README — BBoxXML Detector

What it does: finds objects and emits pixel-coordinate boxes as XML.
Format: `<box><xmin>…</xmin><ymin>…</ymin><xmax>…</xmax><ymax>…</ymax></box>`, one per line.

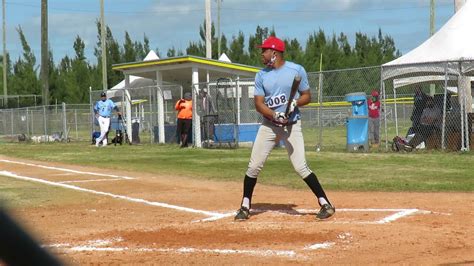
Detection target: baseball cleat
<box><xmin>316</xmin><ymin>204</ymin><xmax>335</xmax><ymax>220</ymax></box>
<box><xmin>234</xmin><ymin>206</ymin><xmax>250</xmax><ymax>221</ymax></box>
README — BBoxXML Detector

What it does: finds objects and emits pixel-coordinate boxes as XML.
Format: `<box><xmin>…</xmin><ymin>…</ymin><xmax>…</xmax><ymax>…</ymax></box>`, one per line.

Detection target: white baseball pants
<box><xmin>246</xmin><ymin>120</ymin><xmax>312</xmax><ymax>179</ymax></box>
<box><xmin>96</xmin><ymin>116</ymin><xmax>111</xmax><ymax>147</ymax></box>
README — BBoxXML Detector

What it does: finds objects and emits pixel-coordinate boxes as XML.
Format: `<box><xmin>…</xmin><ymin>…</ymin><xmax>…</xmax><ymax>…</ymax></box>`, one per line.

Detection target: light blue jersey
<box><xmin>254</xmin><ymin>61</ymin><xmax>310</xmax><ymax>122</ymax></box>
<box><xmin>94</xmin><ymin>99</ymin><xmax>117</xmax><ymax>117</ymax></box>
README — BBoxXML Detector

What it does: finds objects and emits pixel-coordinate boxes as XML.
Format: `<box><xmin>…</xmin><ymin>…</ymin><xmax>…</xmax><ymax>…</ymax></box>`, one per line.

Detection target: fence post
<box><xmin>26</xmin><ymin>107</ymin><xmax>29</xmax><ymax>137</ymax></box>
<box><xmin>10</xmin><ymin>109</ymin><xmax>13</xmax><ymax>136</ymax></box>
<box><xmin>317</xmin><ymin>71</ymin><xmax>324</xmax><ymax>151</ymax></box>
<box><xmin>236</xmin><ymin>77</ymin><xmax>240</xmax><ymax>125</ymax></box>
<box><xmin>149</xmin><ymin>87</ymin><xmax>153</xmax><ymax>144</ymax></box>
<box><xmin>380</xmin><ymin>67</ymin><xmax>389</xmax><ymax>151</ymax></box>
<box><xmin>30</xmin><ymin>107</ymin><xmax>35</xmax><ymax>136</ymax></box>
<box><xmin>234</xmin><ymin>78</ymin><xmax>239</xmax><ymax>147</ymax></box>
<box><xmin>192</xmin><ymin>68</ymin><xmax>201</xmax><ymax>148</ymax></box>
<box><xmin>62</xmin><ymin>102</ymin><xmax>67</xmax><ymax>140</ymax></box>
<box><xmin>43</xmin><ymin>105</ymin><xmax>47</xmax><ymax>137</ymax></box>
<box><xmin>441</xmin><ymin>63</ymin><xmax>448</xmax><ymax>150</ymax></box>
<box><xmin>89</xmin><ymin>87</ymin><xmax>94</xmax><ymax>142</ymax></box>
<box><xmin>393</xmin><ymin>88</ymin><xmax>399</xmax><ymax>137</ymax></box>
<box><xmin>157</xmin><ymin>87</ymin><xmax>165</xmax><ymax>144</ymax></box>
<box><xmin>74</xmin><ymin>109</ymin><xmax>78</xmax><ymax>140</ymax></box>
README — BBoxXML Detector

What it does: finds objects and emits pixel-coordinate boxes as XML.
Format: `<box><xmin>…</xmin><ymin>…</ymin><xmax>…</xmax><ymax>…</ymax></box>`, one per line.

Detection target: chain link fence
<box><xmin>193</xmin><ymin>78</ymin><xmax>261</xmax><ymax>148</ymax></box>
<box><xmin>0</xmin><ymin>95</ymin><xmax>42</xmax><ymax>109</ymax></box>
<box><xmin>304</xmin><ymin>67</ymin><xmax>383</xmax><ymax>151</ymax></box>
<box><xmin>190</xmin><ymin>67</ymin><xmax>383</xmax><ymax>150</ymax></box>
<box><xmin>1</xmin><ymin>64</ymin><xmax>472</xmax><ymax>152</ymax></box>
<box><xmin>90</xmin><ymin>84</ymin><xmax>184</xmax><ymax>144</ymax></box>
<box><xmin>382</xmin><ymin>60</ymin><xmax>474</xmax><ymax>152</ymax></box>
<box><xmin>0</xmin><ymin>103</ymin><xmax>91</xmax><ymax>142</ymax></box>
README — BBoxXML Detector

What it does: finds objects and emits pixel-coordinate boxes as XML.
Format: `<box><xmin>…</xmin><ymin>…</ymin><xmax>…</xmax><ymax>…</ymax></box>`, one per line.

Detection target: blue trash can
<box><xmin>345</xmin><ymin>92</ymin><xmax>369</xmax><ymax>152</ymax></box>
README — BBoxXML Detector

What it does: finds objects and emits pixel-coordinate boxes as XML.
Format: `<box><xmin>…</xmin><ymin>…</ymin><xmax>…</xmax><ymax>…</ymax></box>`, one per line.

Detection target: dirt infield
<box><xmin>1</xmin><ymin>156</ymin><xmax>473</xmax><ymax>265</ymax></box>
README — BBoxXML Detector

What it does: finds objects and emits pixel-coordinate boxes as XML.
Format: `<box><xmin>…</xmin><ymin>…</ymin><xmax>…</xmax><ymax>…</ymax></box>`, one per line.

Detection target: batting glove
<box><xmin>272</xmin><ymin>112</ymin><xmax>288</xmax><ymax>127</ymax></box>
<box><xmin>287</xmin><ymin>99</ymin><xmax>298</xmax><ymax>116</ymax></box>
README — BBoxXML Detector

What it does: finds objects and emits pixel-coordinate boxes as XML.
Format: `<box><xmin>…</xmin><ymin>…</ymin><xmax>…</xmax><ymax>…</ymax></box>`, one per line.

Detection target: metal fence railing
<box><xmin>382</xmin><ymin>60</ymin><xmax>474</xmax><ymax>152</ymax></box>
<box><xmin>90</xmin><ymin>84</ymin><xmax>184</xmax><ymax>145</ymax></box>
<box><xmin>0</xmin><ymin>95</ymin><xmax>42</xmax><ymax>109</ymax></box>
<box><xmin>0</xmin><ymin>103</ymin><xmax>91</xmax><ymax>142</ymax></box>
<box><xmin>1</xmin><ymin>63</ymin><xmax>472</xmax><ymax>152</ymax></box>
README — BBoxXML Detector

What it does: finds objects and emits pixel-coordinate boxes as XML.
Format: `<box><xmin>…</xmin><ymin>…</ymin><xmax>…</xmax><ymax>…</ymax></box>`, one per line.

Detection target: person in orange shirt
<box><xmin>175</xmin><ymin>92</ymin><xmax>193</xmax><ymax>148</ymax></box>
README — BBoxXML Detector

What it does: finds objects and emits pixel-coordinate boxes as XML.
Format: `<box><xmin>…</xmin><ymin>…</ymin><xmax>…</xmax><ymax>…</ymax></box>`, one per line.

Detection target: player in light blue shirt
<box><xmin>254</xmin><ymin>61</ymin><xmax>310</xmax><ymax>124</ymax></box>
<box><xmin>93</xmin><ymin>92</ymin><xmax>121</xmax><ymax>147</ymax></box>
<box><xmin>94</xmin><ymin>96</ymin><xmax>118</xmax><ymax>117</ymax></box>
<box><xmin>235</xmin><ymin>36</ymin><xmax>335</xmax><ymax>221</ymax></box>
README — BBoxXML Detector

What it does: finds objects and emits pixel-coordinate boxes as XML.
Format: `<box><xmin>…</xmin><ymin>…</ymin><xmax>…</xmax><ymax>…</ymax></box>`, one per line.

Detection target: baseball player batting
<box><xmin>235</xmin><ymin>36</ymin><xmax>335</xmax><ymax>221</ymax></box>
<box><xmin>93</xmin><ymin>92</ymin><xmax>121</xmax><ymax>147</ymax></box>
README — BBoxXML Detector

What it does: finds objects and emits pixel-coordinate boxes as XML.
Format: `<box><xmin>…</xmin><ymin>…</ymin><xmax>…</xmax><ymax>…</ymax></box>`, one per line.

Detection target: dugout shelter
<box><xmin>112</xmin><ymin>54</ymin><xmax>260</xmax><ymax>147</ymax></box>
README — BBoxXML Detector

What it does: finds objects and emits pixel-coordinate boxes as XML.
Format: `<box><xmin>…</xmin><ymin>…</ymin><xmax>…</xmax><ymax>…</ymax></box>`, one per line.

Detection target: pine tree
<box><xmin>248</xmin><ymin>26</ymin><xmax>271</xmax><ymax>66</ymax></box>
<box><xmin>123</xmin><ymin>31</ymin><xmax>137</xmax><ymax>62</ymax></box>
<box><xmin>94</xmin><ymin>20</ymin><xmax>122</xmax><ymax>89</ymax></box>
<box><xmin>227</xmin><ymin>31</ymin><xmax>249</xmax><ymax>64</ymax></box>
<box><xmin>10</xmin><ymin>27</ymin><xmax>40</xmax><ymax>103</ymax></box>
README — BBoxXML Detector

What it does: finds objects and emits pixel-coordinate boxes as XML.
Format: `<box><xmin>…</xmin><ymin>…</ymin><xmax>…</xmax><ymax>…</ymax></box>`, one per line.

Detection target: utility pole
<box><xmin>41</xmin><ymin>0</ymin><xmax>48</xmax><ymax>105</ymax></box>
<box><xmin>2</xmin><ymin>0</ymin><xmax>7</xmax><ymax>107</ymax></box>
<box><xmin>100</xmin><ymin>0</ymin><xmax>107</xmax><ymax>91</ymax></box>
<box><xmin>430</xmin><ymin>0</ymin><xmax>435</xmax><ymax>36</ymax></box>
<box><xmin>429</xmin><ymin>0</ymin><xmax>436</xmax><ymax>96</ymax></box>
<box><xmin>205</xmin><ymin>0</ymin><xmax>211</xmax><ymax>59</ymax></box>
<box><xmin>216</xmin><ymin>0</ymin><xmax>221</xmax><ymax>57</ymax></box>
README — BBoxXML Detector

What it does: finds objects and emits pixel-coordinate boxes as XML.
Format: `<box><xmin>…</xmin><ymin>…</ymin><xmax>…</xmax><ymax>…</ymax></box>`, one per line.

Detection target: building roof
<box><xmin>112</xmin><ymin>55</ymin><xmax>260</xmax><ymax>87</ymax></box>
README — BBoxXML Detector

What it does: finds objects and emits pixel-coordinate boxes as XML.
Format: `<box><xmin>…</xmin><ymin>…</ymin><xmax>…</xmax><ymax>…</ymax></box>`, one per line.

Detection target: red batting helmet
<box><xmin>371</xmin><ymin>90</ymin><xmax>379</xmax><ymax>97</ymax></box>
<box><xmin>257</xmin><ymin>36</ymin><xmax>285</xmax><ymax>52</ymax></box>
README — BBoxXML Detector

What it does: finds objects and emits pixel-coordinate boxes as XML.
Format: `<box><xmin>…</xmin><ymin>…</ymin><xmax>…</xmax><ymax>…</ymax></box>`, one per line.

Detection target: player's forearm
<box><xmin>297</xmin><ymin>90</ymin><xmax>311</xmax><ymax>106</ymax></box>
<box><xmin>255</xmin><ymin>101</ymin><xmax>274</xmax><ymax>120</ymax></box>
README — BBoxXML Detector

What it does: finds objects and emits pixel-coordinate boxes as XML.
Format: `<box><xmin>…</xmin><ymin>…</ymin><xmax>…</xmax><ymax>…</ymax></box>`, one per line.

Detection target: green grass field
<box><xmin>0</xmin><ymin>141</ymin><xmax>472</xmax><ymax>193</ymax></box>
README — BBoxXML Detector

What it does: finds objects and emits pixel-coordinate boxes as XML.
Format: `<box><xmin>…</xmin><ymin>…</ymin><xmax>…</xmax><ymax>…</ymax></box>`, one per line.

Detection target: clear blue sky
<box><xmin>4</xmin><ymin>0</ymin><xmax>455</xmax><ymax>64</ymax></box>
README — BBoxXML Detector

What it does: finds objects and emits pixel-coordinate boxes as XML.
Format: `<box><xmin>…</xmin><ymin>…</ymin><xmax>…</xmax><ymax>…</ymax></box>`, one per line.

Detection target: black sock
<box><xmin>303</xmin><ymin>172</ymin><xmax>331</xmax><ymax>206</ymax></box>
<box><xmin>242</xmin><ymin>175</ymin><xmax>257</xmax><ymax>208</ymax></box>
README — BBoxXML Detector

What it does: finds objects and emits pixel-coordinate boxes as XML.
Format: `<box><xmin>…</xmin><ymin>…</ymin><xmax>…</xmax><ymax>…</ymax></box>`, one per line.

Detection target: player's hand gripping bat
<box><xmin>284</xmin><ymin>75</ymin><xmax>301</xmax><ymax>117</ymax></box>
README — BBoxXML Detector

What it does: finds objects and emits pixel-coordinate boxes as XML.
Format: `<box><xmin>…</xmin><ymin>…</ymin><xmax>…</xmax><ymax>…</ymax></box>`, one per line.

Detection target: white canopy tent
<box><xmin>382</xmin><ymin>0</ymin><xmax>474</xmax><ymax>79</ymax></box>
<box><xmin>381</xmin><ymin>0</ymin><xmax>474</xmax><ymax>151</ymax></box>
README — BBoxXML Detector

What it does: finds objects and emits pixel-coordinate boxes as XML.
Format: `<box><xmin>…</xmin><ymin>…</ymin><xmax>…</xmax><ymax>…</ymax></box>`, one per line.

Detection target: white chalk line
<box><xmin>58</xmin><ymin>178</ymin><xmax>124</xmax><ymax>184</ymax></box>
<box><xmin>196</xmin><ymin>207</ymin><xmax>430</xmax><ymax>224</ymax></box>
<box><xmin>0</xmin><ymin>159</ymin><xmax>135</xmax><ymax>180</ymax></box>
<box><xmin>304</xmin><ymin>242</ymin><xmax>335</xmax><ymax>250</ymax></box>
<box><xmin>47</xmin><ymin>244</ymin><xmax>300</xmax><ymax>258</ymax></box>
<box><xmin>45</xmin><ymin>236</ymin><xmax>345</xmax><ymax>259</ymax></box>
<box><xmin>0</xmin><ymin>163</ymin><xmax>436</xmax><ymax>224</ymax></box>
<box><xmin>50</xmin><ymin>173</ymin><xmax>74</xmax><ymax>176</ymax></box>
<box><xmin>0</xmin><ymin>170</ymin><xmax>221</xmax><ymax>217</ymax></box>
<box><xmin>294</xmin><ymin>208</ymin><xmax>422</xmax><ymax>224</ymax></box>
<box><xmin>195</xmin><ymin>212</ymin><xmax>236</xmax><ymax>222</ymax></box>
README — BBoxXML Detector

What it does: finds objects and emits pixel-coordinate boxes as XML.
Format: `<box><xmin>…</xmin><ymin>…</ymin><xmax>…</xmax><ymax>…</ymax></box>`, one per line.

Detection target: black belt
<box><xmin>100</xmin><ymin>115</ymin><xmax>110</xmax><ymax>118</ymax></box>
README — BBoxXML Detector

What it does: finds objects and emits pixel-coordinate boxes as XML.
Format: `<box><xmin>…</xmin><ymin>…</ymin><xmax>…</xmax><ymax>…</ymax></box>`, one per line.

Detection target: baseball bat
<box><xmin>284</xmin><ymin>75</ymin><xmax>301</xmax><ymax>117</ymax></box>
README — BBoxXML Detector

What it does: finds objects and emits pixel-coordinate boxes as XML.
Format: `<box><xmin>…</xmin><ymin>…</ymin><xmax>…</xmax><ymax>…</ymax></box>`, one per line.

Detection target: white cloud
<box><xmin>5</xmin><ymin>0</ymin><xmax>455</xmax><ymax>64</ymax></box>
